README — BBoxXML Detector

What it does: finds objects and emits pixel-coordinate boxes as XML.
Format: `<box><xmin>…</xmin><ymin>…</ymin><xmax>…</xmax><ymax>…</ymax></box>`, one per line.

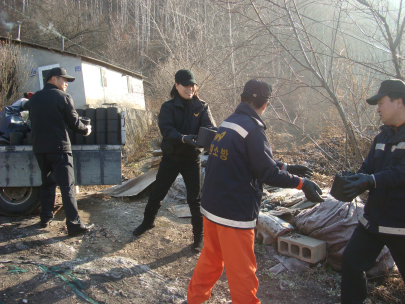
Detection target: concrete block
<box><xmin>278</xmin><ymin>233</ymin><xmax>326</xmax><ymax>264</ymax></box>
<box><xmin>255</xmin><ymin>229</ymin><xmax>276</xmax><ymax>245</ymax></box>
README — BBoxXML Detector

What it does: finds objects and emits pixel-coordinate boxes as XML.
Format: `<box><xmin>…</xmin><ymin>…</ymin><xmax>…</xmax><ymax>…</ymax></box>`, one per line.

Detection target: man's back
<box><xmin>27</xmin><ymin>83</ymin><xmax>84</xmax><ymax>153</ymax></box>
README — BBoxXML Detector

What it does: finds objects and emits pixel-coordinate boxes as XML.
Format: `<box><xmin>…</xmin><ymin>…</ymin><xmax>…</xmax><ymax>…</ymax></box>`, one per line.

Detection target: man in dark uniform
<box><xmin>187</xmin><ymin>79</ymin><xmax>324</xmax><ymax>304</ymax></box>
<box><xmin>132</xmin><ymin>69</ymin><xmax>216</xmax><ymax>252</ymax></box>
<box><xmin>25</xmin><ymin>67</ymin><xmax>92</xmax><ymax>236</ymax></box>
<box><xmin>341</xmin><ymin>79</ymin><xmax>405</xmax><ymax>304</ymax></box>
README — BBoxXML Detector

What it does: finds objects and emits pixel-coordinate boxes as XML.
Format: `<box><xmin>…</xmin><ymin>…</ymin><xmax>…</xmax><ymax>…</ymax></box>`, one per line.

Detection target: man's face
<box><xmin>53</xmin><ymin>76</ymin><xmax>68</xmax><ymax>92</ymax></box>
<box><xmin>376</xmin><ymin>95</ymin><xmax>400</xmax><ymax>125</ymax></box>
<box><xmin>175</xmin><ymin>83</ymin><xmax>196</xmax><ymax>100</ymax></box>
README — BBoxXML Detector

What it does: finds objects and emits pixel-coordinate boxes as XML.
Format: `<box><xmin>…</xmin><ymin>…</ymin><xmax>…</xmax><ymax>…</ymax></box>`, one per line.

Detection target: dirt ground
<box><xmin>0</xmin><ymin>182</ymin><xmax>343</xmax><ymax>304</ymax></box>
<box><xmin>0</xmin><ymin>133</ymin><xmax>403</xmax><ymax>304</ymax></box>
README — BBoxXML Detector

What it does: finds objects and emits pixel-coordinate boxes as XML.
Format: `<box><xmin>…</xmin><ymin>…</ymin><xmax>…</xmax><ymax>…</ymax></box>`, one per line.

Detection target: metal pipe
<box><xmin>16</xmin><ymin>21</ymin><xmax>22</xmax><ymax>41</ymax></box>
<box><xmin>61</xmin><ymin>36</ymin><xmax>65</xmax><ymax>51</ymax></box>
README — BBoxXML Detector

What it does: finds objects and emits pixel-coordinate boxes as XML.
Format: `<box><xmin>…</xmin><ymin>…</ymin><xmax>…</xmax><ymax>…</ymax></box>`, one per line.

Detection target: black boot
<box><xmin>191</xmin><ymin>213</ymin><xmax>204</xmax><ymax>252</ymax></box>
<box><xmin>133</xmin><ymin>220</ymin><xmax>155</xmax><ymax>236</ymax></box>
<box><xmin>133</xmin><ymin>202</ymin><xmax>158</xmax><ymax>236</ymax></box>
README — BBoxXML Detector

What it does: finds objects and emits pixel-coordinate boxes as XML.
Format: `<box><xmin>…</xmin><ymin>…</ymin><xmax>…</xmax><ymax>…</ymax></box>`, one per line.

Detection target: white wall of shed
<box><xmin>81</xmin><ymin>62</ymin><xmax>145</xmax><ymax>110</ymax></box>
<box><xmin>21</xmin><ymin>46</ymin><xmax>86</xmax><ymax>108</ymax></box>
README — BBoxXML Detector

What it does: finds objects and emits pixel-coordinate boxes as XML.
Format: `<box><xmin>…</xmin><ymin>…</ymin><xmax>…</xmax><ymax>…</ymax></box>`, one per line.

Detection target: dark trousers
<box><xmin>341</xmin><ymin>223</ymin><xmax>405</xmax><ymax>304</ymax></box>
<box><xmin>144</xmin><ymin>156</ymin><xmax>202</xmax><ymax>233</ymax></box>
<box><xmin>35</xmin><ymin>153</ymin><xmax>83</xmax><ymax>230</ymax></box>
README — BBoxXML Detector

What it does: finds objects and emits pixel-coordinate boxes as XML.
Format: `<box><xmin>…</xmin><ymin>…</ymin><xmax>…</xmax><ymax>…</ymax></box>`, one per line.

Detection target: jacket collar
<box><xmin>44</xmin><ymin>83</ymin><xmax>59</xmax><ymax>90</ymax></box>
<box><xmin>381</xmin><ymin>124</ymin><xmax>405</xmax><ymax>143</ymax></box>
<box><xmin>235</xmin><ymin>102</ymin><xmax>267</xmax><ymax>130</ymax></box>
<box><xmin>173</xmin><ymin>96</ymin><xmax>202</xmax><ymax>111</ymax></box>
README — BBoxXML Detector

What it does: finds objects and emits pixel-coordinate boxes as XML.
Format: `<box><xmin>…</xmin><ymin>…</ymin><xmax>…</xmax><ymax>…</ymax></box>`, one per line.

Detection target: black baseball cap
<box><xmin>241</xmin><ymin>79</ymin><xmax>272</xmax><ymax>100</ymax></box>
<box><xmin>46</xmin><ymin>67</ymin><xmax>75</xmax><ymax>82</ymax></box>
<box><xmin>366</xmin><ymin>79</ymin><xmax>405</xmax><ymax>105</ymax></box>
<box><xmin>175</xmin><ymin>69</ymin><xmax>197</xmax><ymax>86</ymax></box>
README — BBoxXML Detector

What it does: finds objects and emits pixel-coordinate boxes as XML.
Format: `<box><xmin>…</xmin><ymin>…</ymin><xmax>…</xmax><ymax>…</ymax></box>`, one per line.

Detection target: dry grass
<box><xmin>369</xmin><ymin>273</ymin><xmax>405</xmax><ymax>304</ymax></box>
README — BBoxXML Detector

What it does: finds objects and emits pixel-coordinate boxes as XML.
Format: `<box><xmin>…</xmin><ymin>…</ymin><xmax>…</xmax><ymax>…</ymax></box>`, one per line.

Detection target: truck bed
<box><xmin>0</xmin><ymin>145</ymin><xmax>122</xmax><ymax>187</ymax></box>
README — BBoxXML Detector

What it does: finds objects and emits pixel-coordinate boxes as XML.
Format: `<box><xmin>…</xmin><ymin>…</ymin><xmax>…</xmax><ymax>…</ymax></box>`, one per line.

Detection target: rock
<box><xmin>101</xmin><ymin>246</ymin><xmax>113</xmax><ymax>253</ymax></box>
<box><xmin>15</xmin><ymin>242</ymin><xmax>28</xmax><ymax>250</ymax></box>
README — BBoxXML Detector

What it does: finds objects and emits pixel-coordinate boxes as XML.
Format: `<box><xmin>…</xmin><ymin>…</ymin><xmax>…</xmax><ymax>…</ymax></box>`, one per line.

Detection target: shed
<box><xmin>0</xmin><ymin>37</ymin><xmax>146</xmax><ymax>110</ymax></box>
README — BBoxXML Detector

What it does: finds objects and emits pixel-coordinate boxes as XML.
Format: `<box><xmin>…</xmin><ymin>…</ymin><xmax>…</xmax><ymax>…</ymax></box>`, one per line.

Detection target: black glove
<box><xmin>182</xmin><ymin>135</ymin><xmax>198</xmax><ymax>147</ymax></box>
<box><xmin>302</xmin><ymin>179</ymin><xmax>324</xmax><ymax>202</ymax></box>
<box><xmin>287</xmin><ymin>164</ymin><xmax>313</xmax><ymax>178</ymax></box>
<box><xmin>343</xmin><ymin>173</ymin><xmax>375</xmax><ymax>199</ymax></box>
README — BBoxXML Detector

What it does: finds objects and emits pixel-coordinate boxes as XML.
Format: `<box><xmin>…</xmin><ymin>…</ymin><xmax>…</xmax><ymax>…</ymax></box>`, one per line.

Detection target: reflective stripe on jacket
<box><xmin>358</xmin><ymin>124</ymin><xmax>405</xmax><ymax>234</ymax></box>
<box><xmin>201</xmin><ymin>102</ymin><xmax>300</xmax><ymax>229</ymax></box>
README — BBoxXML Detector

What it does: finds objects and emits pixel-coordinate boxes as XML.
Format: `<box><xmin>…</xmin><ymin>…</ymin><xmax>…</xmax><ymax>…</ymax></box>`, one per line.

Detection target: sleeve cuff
<box><xmin>282</xmin><ymin>163</ymin><xmax>288</xmax><ymax>171</ymax></box>
<box><xmin>296</xmin><ymin>178</ymin><xmax>303</xmax><ymax>190</ymax></box>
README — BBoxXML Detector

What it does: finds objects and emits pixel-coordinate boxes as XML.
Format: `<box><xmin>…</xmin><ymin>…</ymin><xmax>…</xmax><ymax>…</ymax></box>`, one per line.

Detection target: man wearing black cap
<box><xmin>187</xmin><ymin>79</ymin><xmax>323</xmax><ymax>304</ymax></box>
<box><xmin>341</xmin><ymin>79</ymin><xmax>405</xmax><ymax>303</ymax></box>
<box><xmin>24</xmin><ymin>67</ymin><xmax>92</xmax><ymax>236</ymax></box>
<box><xmin>132</xmin><ymin>69</ymin><xmax>216</xmax><ymax>252</ymax></box>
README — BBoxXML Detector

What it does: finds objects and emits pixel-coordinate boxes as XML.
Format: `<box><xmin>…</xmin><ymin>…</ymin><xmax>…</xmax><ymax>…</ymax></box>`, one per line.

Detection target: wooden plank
<box><xmin>99</xmin><ymin>169</ymin><xmax>158</xmax><ymax>197</ymax></box>
<box><xmin>152</xmin><ymin>149</ymin><xmax>162</xmax><ymax>156</ymax></box>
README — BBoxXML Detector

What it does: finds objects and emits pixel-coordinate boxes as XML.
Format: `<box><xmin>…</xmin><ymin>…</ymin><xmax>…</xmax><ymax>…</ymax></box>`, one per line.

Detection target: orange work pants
<box><xmin>187</xmin><ymin>216</ymin><xmax>260</xmax><ymax>304</ymax></box>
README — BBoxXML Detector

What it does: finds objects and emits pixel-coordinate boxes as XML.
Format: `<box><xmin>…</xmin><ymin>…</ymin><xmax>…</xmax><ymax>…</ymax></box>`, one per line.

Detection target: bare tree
<box><xmin>0</xmin><ymin>39</ymin><xmax>35</xmax><ymax>109</ymax></box>
<box><xmin>353</xmin><ymin>0</ymin><xmax>404</xmax><ymax>80</ymax></box>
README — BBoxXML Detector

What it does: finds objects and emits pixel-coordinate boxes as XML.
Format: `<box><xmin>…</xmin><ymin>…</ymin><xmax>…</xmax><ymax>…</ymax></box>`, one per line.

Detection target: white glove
<box><xmin>83</xmin><ymin>125</ymin><xmax>92</xmax><ymax>136</ymax></box>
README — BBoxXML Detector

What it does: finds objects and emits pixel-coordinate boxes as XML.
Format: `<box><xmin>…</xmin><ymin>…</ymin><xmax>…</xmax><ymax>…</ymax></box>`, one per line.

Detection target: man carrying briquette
<box><xmin>187</xmin><ymin>79</ymin><xmax>324</xmax><ymax>304</ymax></box>
<box><xmin>24</xmin><ymin>67</ymin><xmax>92</xmax><ymax>236</ymax></box>
<box><xmin>341</xmin><ymin>79</ymin><xmax>405</xmax><ymax>303</ymax></box>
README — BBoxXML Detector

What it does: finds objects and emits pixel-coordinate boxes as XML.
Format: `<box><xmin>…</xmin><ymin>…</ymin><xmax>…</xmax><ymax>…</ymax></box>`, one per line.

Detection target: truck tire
<box><xmin>0</xmin><ymin>187</ymin><xmax>41</xmax><ymax>216</ymax></box>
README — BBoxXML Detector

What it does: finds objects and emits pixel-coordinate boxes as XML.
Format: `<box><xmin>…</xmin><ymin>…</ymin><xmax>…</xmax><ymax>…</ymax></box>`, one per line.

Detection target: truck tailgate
<box><xmin>0</xmin><ymin>145</ymin><xmax>122</xmax><ymax>187</ymax></box>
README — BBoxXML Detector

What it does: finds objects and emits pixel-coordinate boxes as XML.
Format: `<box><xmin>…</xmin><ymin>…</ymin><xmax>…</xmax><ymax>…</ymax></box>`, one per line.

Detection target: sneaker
<box><xmin>68</xmin><ymin>224</ymin><xmax>94</xmax><ymax>236</ymax></box>
<box><xmin>132</xmin><ymin>222</ymin><xmax>155</xmax><ymax>236</ymax></box>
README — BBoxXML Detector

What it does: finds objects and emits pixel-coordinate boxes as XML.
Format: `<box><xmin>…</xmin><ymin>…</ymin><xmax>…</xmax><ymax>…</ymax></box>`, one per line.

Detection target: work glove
<box><xmin>83</xmin><ymin>125</ymin><xmax>92</xmax><ymax>136</ymax></box>
<box><xmin>302</xmin><ymin>179</ymin><xmax>324</xmax><ymax>202</ymax></box>
<box><xmin>286</xmin><ymin>164</ymin><xmax>313</xmax><ymax>178</ymax></box>
<box><xmin>343</xmin><ymin>173</ymin><xmax>375</xmax><ymax>199</ymax></box>
<box><xmin>182</xmin><ymin>135</ymin><xmax>198</xmax><ymax>147</ymax></box>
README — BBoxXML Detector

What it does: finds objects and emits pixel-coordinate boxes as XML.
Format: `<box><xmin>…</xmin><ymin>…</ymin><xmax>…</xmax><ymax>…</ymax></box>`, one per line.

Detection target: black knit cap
<box><xmin>366</xmin><ymin>79</ymin><xmax>405</xmax><ymax>105</ymax></box>
<box><xmin>241</xmin><ymin>79</ymin><xmax>272</xmax><ymax>100</ymax></box>
<box><xmin>175</xmin><ymin>69</ymin><xmax>197</xmax><ymax>86</ymax></box>
<box><xmin>46</xmin><ymin>67</ymin><xmax>75</xmax><ymax>82</ymax></box>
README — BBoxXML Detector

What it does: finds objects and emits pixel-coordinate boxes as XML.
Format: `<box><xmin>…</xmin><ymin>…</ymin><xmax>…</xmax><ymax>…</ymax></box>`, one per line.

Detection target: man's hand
<box><xmin>287</xmin><ymin>164</ymin><xmax>313</xmax><ymax>178</ymax></box>
<box><xmin>83</xmin><ymin>125</ymin><xmax>92</xmax><ymax>136</ymax></box>
<box><xmin>343</xmin><ymin>173</ymin><xmax>375</xmax><ymax>199</ymax></box>
<box><xmin>302</xmin><ymin>179</ymin><xmax>324</xmax><ymax>202</ymax></box>
<box><xmin>182</xmin><ymin>135</ymin><xmax>198</xmax><ymax>147</ymax></box>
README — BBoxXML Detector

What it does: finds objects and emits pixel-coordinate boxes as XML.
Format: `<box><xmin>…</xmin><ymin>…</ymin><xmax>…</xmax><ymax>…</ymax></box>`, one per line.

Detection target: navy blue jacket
<box><xmin>201</xmin><ymin>102</ymin><xmax>300</xmax><ymax>229</ymax></box>
<box><xmin>25</xmin><ymin>83</ymin><xmax>87</xmax><ymax>154</ymax></box>
<box><xmin>158</xmin><ymin>96</ymin><xmax>216</xmax><ymax>159</ymax></box>
<box><xmin>358</xmin><ymin>124</ymin><xmax>405</xmax><ymax>234</ymax></box>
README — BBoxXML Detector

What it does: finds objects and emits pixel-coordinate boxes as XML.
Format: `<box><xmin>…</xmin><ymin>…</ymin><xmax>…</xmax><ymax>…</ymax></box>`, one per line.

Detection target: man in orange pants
<box><xmin>187</xmin><ymin>79</ymin><xmax>324</xmax><ymax>304</ymax></box>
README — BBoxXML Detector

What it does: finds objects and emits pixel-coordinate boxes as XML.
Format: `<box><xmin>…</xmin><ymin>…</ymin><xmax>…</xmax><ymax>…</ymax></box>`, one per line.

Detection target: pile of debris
<box><xmin>101</xmin><ymin>153</ymin><xmax>395</xmax><ymax>279</ymax></box>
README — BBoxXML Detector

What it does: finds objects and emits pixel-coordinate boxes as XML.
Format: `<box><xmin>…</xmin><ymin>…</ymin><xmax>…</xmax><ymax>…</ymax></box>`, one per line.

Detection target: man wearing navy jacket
<box><xmin>341</xmin><ymin>79</ymin><xmax>405</xmax><ymax>304</ymax></box>
<box><xmin>187</xmin><ymin>79</ymin><xmax>324</xmax><ymax>304</ymax></box>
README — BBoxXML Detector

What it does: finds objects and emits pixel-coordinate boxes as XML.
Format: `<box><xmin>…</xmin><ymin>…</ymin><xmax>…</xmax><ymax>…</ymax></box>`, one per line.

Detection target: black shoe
<box><xmin>132</xmin><ymin>222</ymin><xmax>155</xmax><ymax>236</ymax></box>
<box><xmin>192</xmin><ymin>235</ymin><xmax>204</xmax><ymax>253</ymax></box>
<box><xmin>39</xmin><ymin>219</ymin><xmax>53</xmax><ymax>228</ymax></box>
<box><xmin>68</xmin><ymin>224</ymin><xmax>94</xmax><ymax>236</ymax></box>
